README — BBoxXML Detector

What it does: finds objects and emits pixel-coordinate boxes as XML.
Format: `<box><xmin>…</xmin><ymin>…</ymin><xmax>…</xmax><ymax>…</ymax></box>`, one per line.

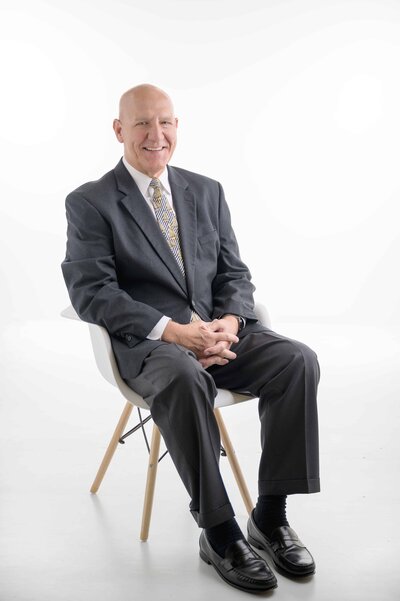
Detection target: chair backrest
<box><xmin>254</xmin><ymin>303</ymin><xmax>271</xmax><ymax>329</ymax></box>
<box><xmin>61</xmin><ymin>305</ymin><xmax>118</xmax><ymax>387</ymax></box>
<box><xmin>89</xmin><ymin>321</ymin><xmax>152</xmax><ymax>408</ymax></box>
<box><xmin>61</xmin><ymin>302</ymin><xmax>271</xmax><ymax>410</ymax></box>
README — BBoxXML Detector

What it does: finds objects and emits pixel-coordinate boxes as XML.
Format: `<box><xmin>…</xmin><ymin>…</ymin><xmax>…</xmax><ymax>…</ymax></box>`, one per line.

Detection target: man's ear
<box><xmin>113</xmin><ymin>118</ymin><xmax>124</xmax><ymax>142</ymax></box>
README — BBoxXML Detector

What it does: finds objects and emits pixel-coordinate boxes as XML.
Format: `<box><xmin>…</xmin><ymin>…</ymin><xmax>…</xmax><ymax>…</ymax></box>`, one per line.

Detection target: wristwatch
<box><xmin>223</xmin><ymin>314</ymin><xmax>246</xmax><ymax>331</ymax></box>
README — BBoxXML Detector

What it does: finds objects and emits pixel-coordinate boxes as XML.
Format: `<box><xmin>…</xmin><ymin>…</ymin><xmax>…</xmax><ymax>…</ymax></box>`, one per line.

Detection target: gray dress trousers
<box><xmin>125</xmin><ymin>327</ymin><xmax>320</xmax><ymax>529</ymax></box>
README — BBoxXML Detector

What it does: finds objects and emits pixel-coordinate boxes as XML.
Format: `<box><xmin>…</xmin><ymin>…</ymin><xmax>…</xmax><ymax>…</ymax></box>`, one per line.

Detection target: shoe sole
<box><xmin>199</xmin><ymin>548</ymin><xmax>278</xmax><ymax>593</ymax></box>
<box><xmin>247</xmin><ymin>534</ymin><xmax>315</xmax><ymax>578</ymax></box>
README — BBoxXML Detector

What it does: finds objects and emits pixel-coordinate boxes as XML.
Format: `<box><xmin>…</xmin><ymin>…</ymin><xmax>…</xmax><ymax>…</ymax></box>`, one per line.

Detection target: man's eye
<box><xmin>135</xmin><ymin>121</ymin><xmax>147</xmax><ymax>126</ymax></box>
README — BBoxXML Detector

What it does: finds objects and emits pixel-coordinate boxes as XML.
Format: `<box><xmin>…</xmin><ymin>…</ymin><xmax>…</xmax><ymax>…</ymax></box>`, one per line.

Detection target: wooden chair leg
<box><xmin>90</xmin><ymin>401</ymin><xmax>133</xmax><ymax>493</ymax></box>
<box><xmin>214</xmin><ymin>408</ymin><xmax>254</xmax><ymax>515</ymax></box>
<box><xmin>140</xmin><ymin>423</ymin><xmax>161</xmax><ymax>542</ymax></box>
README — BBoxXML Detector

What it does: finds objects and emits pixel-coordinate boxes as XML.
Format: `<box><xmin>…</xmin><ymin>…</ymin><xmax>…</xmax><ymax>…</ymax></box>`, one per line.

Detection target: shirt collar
<box><xmin>122</xmin><ymin>156</ymin><xmax>171</xmax><ymax>198</ymax></box>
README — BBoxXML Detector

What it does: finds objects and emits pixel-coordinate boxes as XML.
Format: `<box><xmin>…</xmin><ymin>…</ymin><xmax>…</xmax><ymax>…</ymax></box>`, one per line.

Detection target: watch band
<box><xmin>236</xmin><ymin>315</ymin><xmax>246</xmax><ymax>331</ymax></box>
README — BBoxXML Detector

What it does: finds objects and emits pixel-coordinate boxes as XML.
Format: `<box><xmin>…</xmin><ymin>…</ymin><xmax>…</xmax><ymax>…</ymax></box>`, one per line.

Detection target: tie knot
<box><xmin>150</xmin><ymin>178</ymin><xmax>163</xmax><ymax>207</ymax></box>
<box><xmin>149</xmin><ymin>178</ymin><xmax>161</xmax><ymax>191</ymax></box>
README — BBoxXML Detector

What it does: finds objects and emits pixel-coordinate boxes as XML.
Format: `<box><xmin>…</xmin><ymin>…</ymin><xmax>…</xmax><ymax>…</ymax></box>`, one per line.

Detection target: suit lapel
<box><xmin>114</xmin><ymin>160</ymin><xmax>188</xmax><ymax>295</ymax></box>
<box><xmin>167</xmin><ymin>166</ymin><xmax>197</xmax><ymax>302</ymax></box>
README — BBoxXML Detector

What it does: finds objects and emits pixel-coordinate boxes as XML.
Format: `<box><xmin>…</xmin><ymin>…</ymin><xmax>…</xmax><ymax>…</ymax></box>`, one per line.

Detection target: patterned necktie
<box><xmin>149</xmin><ymin>178</ymin><xmax>186</xmax><ymax>275</ymax></box>
<box><xmin>149</xmin><ymin>178</ymin><xmax>200</xmax><ymax>322</ymax></box>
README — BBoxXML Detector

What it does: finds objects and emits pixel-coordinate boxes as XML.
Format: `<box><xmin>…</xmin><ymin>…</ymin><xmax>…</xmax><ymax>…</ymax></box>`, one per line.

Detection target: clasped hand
<box><xmin>161</xmin><ymin>316</ymin><xmax>239</xmax><ymax>368</ymax></box>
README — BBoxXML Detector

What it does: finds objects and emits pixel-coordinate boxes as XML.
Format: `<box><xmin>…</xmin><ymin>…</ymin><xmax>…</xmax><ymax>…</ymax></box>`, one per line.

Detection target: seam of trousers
<box><xmin>135</xmin><ymin>344</ymin><xmax>233</xmax><ymax>526</ymax></box>
<box><xmin>175</xmin><ymin>343</ymin><xmax>221</xmax><ymax>474</ymax></box>
<box><xmin>156</xmin><ymin>344</ymin><xmax>223</xmax><ymax>486</ymax></box>
<box><xmin>172</xmin><ymin>344</ymin><xmax>223</xmax><ymax>476</ymax></box>
<box><xmin>260</xmin><ymin>337</ymin><xmax>317</xmax><ymax>484</ymax></box>
<box><xmin>129</xmin><ymin>347</ymin><xmax>203</xmax><ymax>482</ymax></box>
<box><xmin>294</xmin><ymin>339</ymin><xmax>319</xmax><ymax>483</ymax></box>
<box><xmin>296</xmin><ymin>339</ymin><xmax>310</xmax><ymax>483</ymax></box>
<box><xmin>255</xmin><ymin>339</ymin><xmax>318</xmax><ymax>493</ymax></box>
<box><xmin>162</xmin><ymin>396</ymin><xmax>234</xmax><ymax>528</ymax></box>
<box><xmin>165</xmin><ymin>347</ymin><xmax>232</xmax><ymax>525</ymax></box>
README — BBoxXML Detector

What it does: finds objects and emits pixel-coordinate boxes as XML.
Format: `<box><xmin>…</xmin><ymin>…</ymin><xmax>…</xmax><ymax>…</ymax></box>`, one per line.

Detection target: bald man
<box><xmin>61</xmin><ymin>84</ymin><xmax>321</xmax><ymax>594</ymax></box>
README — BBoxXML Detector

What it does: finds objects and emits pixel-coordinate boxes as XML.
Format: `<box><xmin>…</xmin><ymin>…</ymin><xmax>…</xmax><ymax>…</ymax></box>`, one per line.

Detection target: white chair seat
<box><xmin>61</xmin><ymin>304</ymin><xmax>265</xmax><ymax>410</ymax></box>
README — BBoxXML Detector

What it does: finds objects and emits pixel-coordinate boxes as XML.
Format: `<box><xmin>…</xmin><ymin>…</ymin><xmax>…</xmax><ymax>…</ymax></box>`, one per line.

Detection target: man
<box><xmin>61</xmin><ymin>84</ymin><xmax>320</xmax><ymax>594</ymax></box>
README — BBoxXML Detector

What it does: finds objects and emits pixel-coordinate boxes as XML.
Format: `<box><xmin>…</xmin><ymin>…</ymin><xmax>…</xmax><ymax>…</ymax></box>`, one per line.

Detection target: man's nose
<box><xmin>147</xmin><ymin>121</ymin><xmax>163</xmax><ymax>142</ymax></box>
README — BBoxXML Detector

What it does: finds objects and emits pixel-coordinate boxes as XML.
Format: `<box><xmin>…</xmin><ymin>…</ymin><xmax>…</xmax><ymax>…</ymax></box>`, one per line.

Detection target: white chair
<box><xmin>61</xmin><ymin>303</ymin><xmax>271</xmax><ymax>541</ymax></box>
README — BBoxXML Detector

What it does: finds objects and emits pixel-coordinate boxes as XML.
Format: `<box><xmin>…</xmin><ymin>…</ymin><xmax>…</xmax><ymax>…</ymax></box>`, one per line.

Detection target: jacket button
<box><xmin>127</xmin><ymin>335</ymin><xmax>132</xmax><ymax>341</ymax></box>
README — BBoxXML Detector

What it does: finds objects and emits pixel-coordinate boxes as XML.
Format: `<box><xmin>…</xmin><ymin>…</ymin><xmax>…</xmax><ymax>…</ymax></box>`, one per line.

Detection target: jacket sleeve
<box><xmin>211</xmin><ymin>183</ymin><xmax>259</xmax><ymax>322</ymax></box>
<box><xmin>61</xmin><ymin>191</ymin><xmax>164</xmax><ymax>346</ymax></box>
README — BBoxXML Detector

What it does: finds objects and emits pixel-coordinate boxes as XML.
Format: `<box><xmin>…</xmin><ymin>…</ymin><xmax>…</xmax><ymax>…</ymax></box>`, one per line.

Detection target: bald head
<box><xmin>118</xmin><ymin>84</ymin><xmax>175</xmax><ymax>121</ymax></box>
<box><xmin>113</xmin><ymin>83</ymin><xmax>178</xmax><ymax>178</ymax></box>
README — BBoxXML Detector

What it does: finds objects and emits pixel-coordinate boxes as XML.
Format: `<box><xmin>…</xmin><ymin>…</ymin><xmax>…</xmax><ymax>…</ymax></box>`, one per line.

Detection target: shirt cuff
<box><xmin>146</xmin><ymin>316</ymin><xmax>171</xmax><ymax>340</ymax></box>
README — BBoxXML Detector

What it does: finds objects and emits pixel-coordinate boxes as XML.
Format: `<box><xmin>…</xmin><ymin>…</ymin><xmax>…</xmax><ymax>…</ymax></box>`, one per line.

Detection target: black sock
<box><xmin>205</xmin><ymin>518</ymin><xmax>245</xmax><ymax>557</ymax></box>
<box><xmin>253</xmin><ymin>494</ymin><xmax>289</xmax><ymax>538</ymax></box>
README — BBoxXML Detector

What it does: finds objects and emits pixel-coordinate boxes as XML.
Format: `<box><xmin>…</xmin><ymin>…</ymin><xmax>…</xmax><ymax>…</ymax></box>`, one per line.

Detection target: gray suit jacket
<box><xmin>61</xmin><ymin>159</ymin><xmax>266</xmax><ymax>379</ymax></box>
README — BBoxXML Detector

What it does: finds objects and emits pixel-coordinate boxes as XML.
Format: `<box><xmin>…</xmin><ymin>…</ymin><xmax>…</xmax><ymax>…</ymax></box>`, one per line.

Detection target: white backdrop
<box><xmin>1</xmin><ymin>0</ymin><xmax>399</xmax><ymax>326</ymax></box>
<box><xmin>1</xmin><ymin>3</ymin><xmax>400</xmax><ymax>600</ymax></box>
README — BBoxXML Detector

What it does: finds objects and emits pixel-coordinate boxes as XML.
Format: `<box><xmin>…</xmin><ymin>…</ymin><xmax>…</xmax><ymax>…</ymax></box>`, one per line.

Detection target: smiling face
<box><xmin>113</xmin><ymin>85</ymin><xmax>178</xmax><ymax>178</ymax></box>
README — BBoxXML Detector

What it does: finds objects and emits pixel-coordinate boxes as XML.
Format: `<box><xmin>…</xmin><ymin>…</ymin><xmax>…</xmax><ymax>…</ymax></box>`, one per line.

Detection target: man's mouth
<box><xmin>143</xmin><ymin>146</ymin><xmax>167</xmax><ymax>152</ymax></box>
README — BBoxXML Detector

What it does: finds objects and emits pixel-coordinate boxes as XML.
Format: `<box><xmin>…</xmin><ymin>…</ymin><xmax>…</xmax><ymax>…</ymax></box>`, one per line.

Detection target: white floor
<box><xmin>1</xmin><ymin>318</ymin><xmax>400</xmax><ymax>601</ymax></box>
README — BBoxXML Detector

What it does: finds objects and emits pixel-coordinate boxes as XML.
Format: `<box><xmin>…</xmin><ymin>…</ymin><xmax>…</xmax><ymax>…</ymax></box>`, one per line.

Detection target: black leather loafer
<box><xmin>247</xmin><ymin>510</ymin><xmax>315</xmax><ymax>577</ymax></box>
<box><xmin>199</xmin><ymin>530</ymin><xmax>277</xmax><ymax>593</ymax></box>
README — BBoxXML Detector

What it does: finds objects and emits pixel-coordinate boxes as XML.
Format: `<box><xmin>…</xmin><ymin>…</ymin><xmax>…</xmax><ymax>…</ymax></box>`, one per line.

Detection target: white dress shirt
<box><xmin>122</xmin><ymin>156</ymin><xmax>175</xmax><ymax>214</ymax></box>
<box><xmin>122</xmin><ymin>157</ymin><xmax>173</xmax><ymax>340</ymax></box>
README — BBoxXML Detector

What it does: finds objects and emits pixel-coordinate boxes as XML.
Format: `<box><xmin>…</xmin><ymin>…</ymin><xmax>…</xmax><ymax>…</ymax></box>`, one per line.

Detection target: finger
<box><xmin>195</xmin><ymin>329</ymin><xmax>237</xmax><ymax>353</ymax></box>
<box><xmin>204</xmin><ymin>345</ymin><xmax>236</xmax><ymax>360</ymax></box>
<box><xmin>203</xmin><ymin>341</ymin><xmax>231</xmax><ymax>355</ymax></box>
<box><xmin>199</xmin><ymin>355</ymin><xmax>230</xmax><ymax>368</ymax></box>
<box><xmin>214</xmin><ymin>350</ymin><xmax>236</xmax><ymax>361</ymax></box>
<box><xmin>207</xmin><ymin>319</ymin><xmax>224</xmax><ymax>332</ymax></box>
<box><xmin>213</xmin><ymin>331</ymin><xmax>239</xmax><ymax>344</ymax></box>
<box><xmin>200</xmin><ymin>347</ymin><xmax>237</xmax><ymax>362</ymax></box>
<box><xmin>221</xmin><ymin>349</ymin><xmax>236</xmax><ymax>360</ymax></box>
<box><xmin>202</xmin><ymin>351</ymin><xmax>236</xmax><ymax>361</ymax></box>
